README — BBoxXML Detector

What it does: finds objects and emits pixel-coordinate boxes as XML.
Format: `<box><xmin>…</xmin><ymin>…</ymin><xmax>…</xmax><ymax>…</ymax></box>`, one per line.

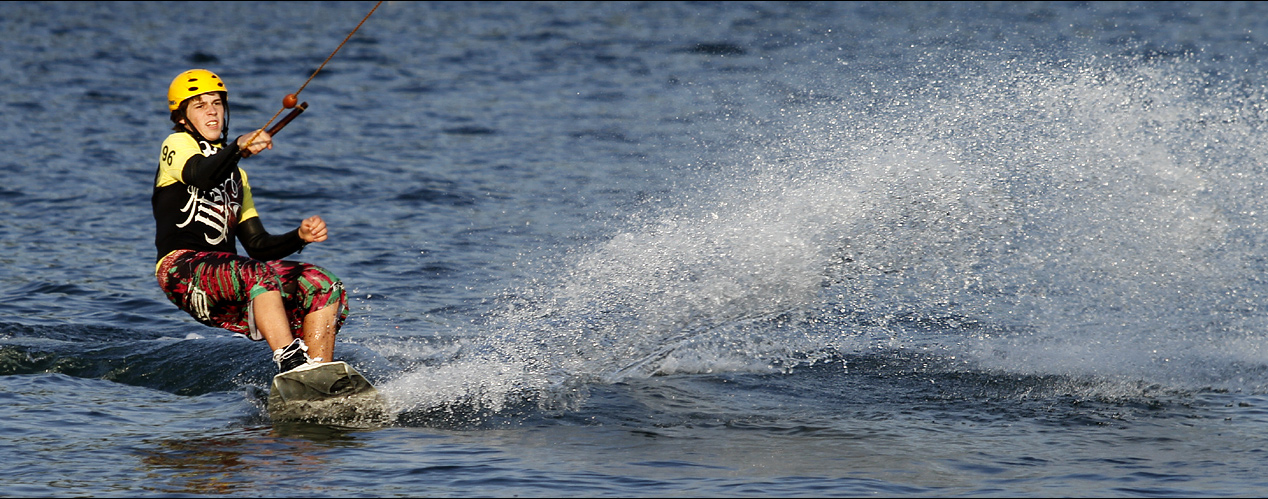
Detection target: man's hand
<box><xmin>237</xmin><ymin>129</ymin><xmax>273</xmax><ymax>156</ymax></box>
<box><xmin>299</xmin><ymin>215</ymin><xmax>328</xmax><ymax>243</ymax></box>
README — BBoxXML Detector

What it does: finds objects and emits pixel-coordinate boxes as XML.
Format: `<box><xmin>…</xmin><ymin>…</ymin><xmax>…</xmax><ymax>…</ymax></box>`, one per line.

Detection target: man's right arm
<box><xmin>179</xmin><ymin>140</ymin><xmax>243</xmax><ymax>190</ymax></box>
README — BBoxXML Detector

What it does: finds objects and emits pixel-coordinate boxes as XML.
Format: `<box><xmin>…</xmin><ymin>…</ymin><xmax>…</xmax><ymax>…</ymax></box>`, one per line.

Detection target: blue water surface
<box><xmin>4</xmin><ymin>1</ymin><xmax>1268</xmax><ymax>497</ymax></box>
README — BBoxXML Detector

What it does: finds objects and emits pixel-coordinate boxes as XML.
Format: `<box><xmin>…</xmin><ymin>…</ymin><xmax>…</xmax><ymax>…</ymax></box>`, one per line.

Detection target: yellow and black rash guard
<box><xmin>152</xmin><ymin>132</ymin><xmax>305</xmax><ymax>272</ymax></box>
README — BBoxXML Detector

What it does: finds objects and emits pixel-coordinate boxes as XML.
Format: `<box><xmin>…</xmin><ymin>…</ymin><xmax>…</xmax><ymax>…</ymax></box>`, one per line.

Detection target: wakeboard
<box><xmin>267</xmin><ymin>361</ymin><xmax>390</xmax><ymax>424</ymax></box>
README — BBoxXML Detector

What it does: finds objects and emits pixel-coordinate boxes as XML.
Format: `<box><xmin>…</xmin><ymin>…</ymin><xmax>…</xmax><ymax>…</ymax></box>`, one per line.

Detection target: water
<box><xmin>4</xmin><ymin>1</ymin><xmax>1268</xmax><ymax>496</ymax></box>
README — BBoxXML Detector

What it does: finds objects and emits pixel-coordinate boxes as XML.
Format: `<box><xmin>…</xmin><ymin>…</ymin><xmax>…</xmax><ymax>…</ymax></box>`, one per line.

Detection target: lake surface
<box><xmin>4</xmin><ymin>1</ymin><xmax>1268</xmax><ymax>496</ymax></box>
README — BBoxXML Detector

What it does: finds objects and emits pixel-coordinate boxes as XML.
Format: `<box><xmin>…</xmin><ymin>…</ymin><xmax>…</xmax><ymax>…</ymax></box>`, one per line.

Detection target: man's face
<box><xmin>181</xmin><ymin>92</ymin><xmax>225</xmax><ymax>141</ymax></box>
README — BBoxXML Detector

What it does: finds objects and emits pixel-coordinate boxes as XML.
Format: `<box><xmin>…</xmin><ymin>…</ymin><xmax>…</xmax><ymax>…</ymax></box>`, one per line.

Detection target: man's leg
<box><xmin>252</xmin><ymin>290</ymin><xmax>296</xmax><ymax>351</ymax></box>
<box><xmin>301</xmin><ymin>302</ymin><xmax>339</xmax><ymax>363</ymax></box>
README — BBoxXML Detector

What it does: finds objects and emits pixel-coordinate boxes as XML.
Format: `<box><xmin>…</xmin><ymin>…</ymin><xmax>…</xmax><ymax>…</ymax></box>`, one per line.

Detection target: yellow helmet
<box><xmin>167</xmin><ymin>69</ymin><xmax>226</xmax><ymax>111</ymax></box>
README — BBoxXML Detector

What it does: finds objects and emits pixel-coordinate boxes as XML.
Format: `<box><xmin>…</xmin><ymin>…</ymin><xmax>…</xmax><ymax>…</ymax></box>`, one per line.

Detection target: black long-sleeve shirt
<box><xmin>152</xmin><ymin>131</ymin><xmax>305</xmax><ymax>267</ymax></box>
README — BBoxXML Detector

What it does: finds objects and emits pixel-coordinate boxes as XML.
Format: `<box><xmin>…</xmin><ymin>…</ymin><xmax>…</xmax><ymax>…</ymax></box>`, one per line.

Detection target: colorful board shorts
<box><xmin>156</xmin><ymin>249</ymin><xmax>348</xmax><ymax>341</ymax></box>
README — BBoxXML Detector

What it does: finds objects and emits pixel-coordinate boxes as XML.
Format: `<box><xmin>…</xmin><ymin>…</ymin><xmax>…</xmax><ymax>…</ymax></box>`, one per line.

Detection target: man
<box><xmin>152</xmin><ymin>68</ymin><xmax>348</xmax><ymax>373</ymax></box>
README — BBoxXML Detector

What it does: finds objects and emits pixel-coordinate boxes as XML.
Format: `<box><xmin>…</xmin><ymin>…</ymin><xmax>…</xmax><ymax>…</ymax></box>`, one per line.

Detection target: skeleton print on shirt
<box><xmin>174</xmin><ymin>147</ymin><xmax>242</xmax><ymax>247</ymax></box>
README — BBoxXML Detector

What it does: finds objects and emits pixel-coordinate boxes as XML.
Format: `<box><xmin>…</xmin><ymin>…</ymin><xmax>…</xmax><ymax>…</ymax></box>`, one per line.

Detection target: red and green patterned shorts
<box><xmin>156</xmin><ymin>249</ymin><xmax>348</xmax><ymax>341</ymax></box>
